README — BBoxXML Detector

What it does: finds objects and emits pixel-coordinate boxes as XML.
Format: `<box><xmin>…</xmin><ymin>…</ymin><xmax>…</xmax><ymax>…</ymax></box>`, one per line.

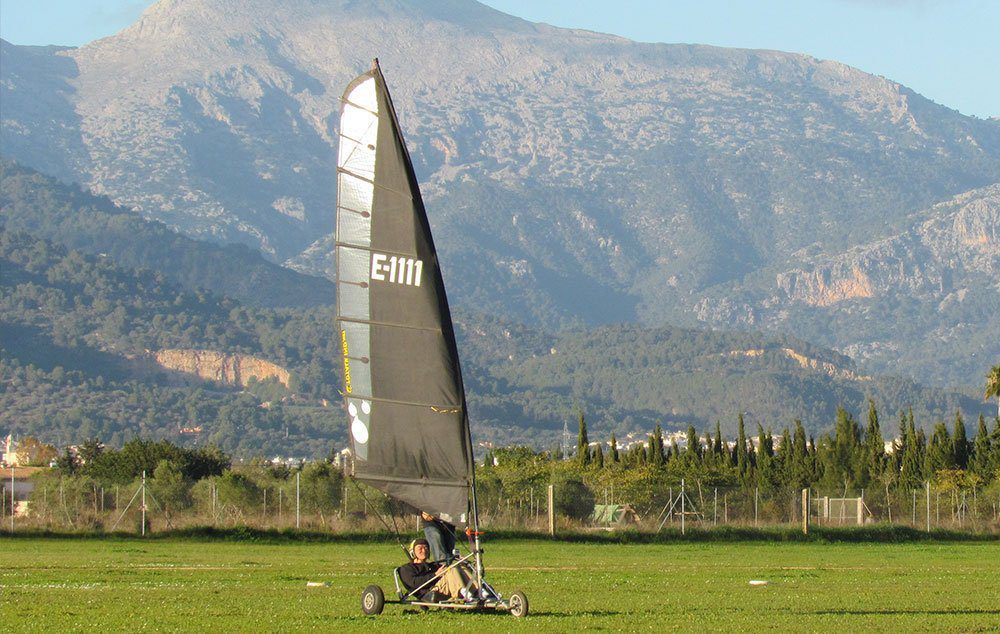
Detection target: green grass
<box><xmin>3</xmin><ymin>537</ymin><xmax>999</xmax><ymax>631</ymax></box>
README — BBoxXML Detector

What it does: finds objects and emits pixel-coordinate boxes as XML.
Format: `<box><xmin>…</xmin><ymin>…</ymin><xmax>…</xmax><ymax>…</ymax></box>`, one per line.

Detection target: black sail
<box><xmin>335</xmin><ymin>61</ymin><xmax>473</xmax><ymax>525</ymax></box>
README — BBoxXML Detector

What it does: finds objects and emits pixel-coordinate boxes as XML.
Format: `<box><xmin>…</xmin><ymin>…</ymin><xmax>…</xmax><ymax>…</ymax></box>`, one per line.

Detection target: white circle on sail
<box><xmin>361</xmin><ymin>400</ymin><xmax>371</xmax><ymax>415</ymax></box>
<box><xmin>348</xmin><ymin>402</ymin><xmax>358</xmax><ymax>417</ymax></box>
<box><xmin>352</xmin><ymin>418</ymin><xmax>369</xmax><ymax>444</ymax></box>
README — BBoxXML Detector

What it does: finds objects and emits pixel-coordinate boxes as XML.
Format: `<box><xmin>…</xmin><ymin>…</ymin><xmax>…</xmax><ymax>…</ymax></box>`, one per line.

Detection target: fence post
<box><xmin>713</xmin><ymin>488</ymin><xmax>718</xmax><ymax>526</ymax></box>
<box><xmin>296</xmin><ymin>471</ymin><xmax>301</xmax><ymax>529</ymax></box>
<box><xmin>141</xmin><ymin>471</ymin><xmax>146</xmax><ymax>537</ymax></box>
<box><xmin>925</xmin><ymin>481</ymin><xmax>931</xmax><ymax>533</ymax></box>
<box><xmin>681</xmin><ymin>479</ymin><xmax>686</xmax><ymax>535</ymax></box>
<box><xmin>802</xmin><ymin>488</ymin><xmax>809</xmax><ymax>535</ymax></box>
<box><xmin>547</xmin><ymin>484</ymin><xmax>554</xmax><ymax>536</ymax></box>
<box><xmin>9</xmin><ymin>465</ymin><xmax>14</xmax><ymax>533</ymax></box>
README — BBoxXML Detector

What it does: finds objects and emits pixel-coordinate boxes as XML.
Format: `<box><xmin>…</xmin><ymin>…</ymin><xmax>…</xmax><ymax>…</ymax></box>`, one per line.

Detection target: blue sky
<box><xmin>1</xmin><ymin>0</ymin><xmax>996</xmax><ymax>118</ymax></box>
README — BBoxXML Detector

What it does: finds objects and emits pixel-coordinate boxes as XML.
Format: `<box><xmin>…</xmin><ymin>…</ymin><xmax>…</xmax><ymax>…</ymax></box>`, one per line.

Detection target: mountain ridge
<box><xmin>1</xmin><ymin>0</ymin><xmax>997</xmax><ymax>388</ymax></box>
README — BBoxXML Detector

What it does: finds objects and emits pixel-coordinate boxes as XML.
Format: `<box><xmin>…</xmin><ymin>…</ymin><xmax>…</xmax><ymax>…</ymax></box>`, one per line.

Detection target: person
<box><xmin>419</xmin><ymin>511</ymin><xmax>456</xmax><ymax>562</ymax></box>
<box><xmin>398</xmin><ymin>538</ymin><xmax>475</xmax><ymax>602</ymax></box>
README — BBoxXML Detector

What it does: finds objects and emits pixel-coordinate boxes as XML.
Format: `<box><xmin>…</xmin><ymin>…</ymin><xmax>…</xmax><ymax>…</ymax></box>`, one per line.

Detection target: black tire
<box><xmin>508</xmin><ymin>591</ymin><xmax>528</xmax><ymax>617</ymax></box>
<box><xmin>361</xmin><ymin>585</ymin><xmax>385</xmax><ymax>615</ymax></box>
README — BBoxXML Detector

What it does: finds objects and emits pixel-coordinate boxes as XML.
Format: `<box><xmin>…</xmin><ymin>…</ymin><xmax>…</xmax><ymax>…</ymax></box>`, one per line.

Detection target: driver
<box><xmin>399</xmin><ymin>538</ymin><xmax>475</xmax><ymax>601</ymax></box>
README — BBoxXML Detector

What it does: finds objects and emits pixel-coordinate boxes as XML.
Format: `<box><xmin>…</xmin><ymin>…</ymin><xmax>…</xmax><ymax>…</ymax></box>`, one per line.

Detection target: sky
<box><xmin>1</xmin><ymin>0</ymin><xmax>996</xmax><ymax>119</ymax></box>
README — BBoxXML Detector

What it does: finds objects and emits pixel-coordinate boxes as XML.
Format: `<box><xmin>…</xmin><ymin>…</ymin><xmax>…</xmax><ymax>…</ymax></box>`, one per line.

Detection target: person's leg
<box><xmin>423</xmin><ymin>525</ymin><xmax>447</xmax><ymax>562</ymax></box>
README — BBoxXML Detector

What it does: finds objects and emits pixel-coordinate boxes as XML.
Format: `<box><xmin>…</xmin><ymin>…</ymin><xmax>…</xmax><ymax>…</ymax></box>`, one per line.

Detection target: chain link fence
<box><xmin>5</xmin><ymin>467</ymin><xmax>1000</xmax><ymax>535</ymax></box>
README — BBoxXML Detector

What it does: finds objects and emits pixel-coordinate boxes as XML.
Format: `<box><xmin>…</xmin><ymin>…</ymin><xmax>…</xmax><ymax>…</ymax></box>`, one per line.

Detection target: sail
<box><xmin>335</xmin><ymin>61</ymin><xmax>473</xmax><ymax>526</ymax></box>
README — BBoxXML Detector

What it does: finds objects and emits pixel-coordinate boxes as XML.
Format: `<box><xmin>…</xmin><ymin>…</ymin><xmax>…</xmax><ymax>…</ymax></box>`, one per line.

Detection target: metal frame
<box><xmin>383</xmin><ymin>550</ymin><xmax>512</xmax><ymax>612</ymax></box>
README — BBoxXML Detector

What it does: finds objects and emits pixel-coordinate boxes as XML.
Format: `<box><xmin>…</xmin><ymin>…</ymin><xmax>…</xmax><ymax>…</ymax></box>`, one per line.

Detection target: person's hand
<box><xmin>434</xmin><ymin>564</ymin><xmax>445</xmax><ymax>577</ymax></box>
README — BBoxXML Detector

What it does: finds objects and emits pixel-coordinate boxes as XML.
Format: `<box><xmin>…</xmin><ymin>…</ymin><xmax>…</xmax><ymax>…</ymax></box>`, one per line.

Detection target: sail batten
<box><xmin>335</xmin><ymin>60</ymin><xmax>473</xmax><ymax>526</ymax></box>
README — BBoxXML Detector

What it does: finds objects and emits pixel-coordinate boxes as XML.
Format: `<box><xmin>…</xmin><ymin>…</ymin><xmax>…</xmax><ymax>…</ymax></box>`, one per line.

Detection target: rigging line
<box><xmin>349</xmin><ymin>476</ymin><xmax>406</xmax><ymax>554</ymax></box>
<box><xmin>336</xmin><ymin>166</ymin><xmax>418</xmax><ymax>202</ymax></box>
<box><xmin>335</xmin><ymin>316</ymin><xmax>446</xmax><ymax>334</ymax></box>
<box><xmin>337</xmin><ymin>130</ymin><xmax>376</xmax><ymax>147</ymax></box>
<box><xmin>335</xmin><ymin>392</ymin><xmax>464</xmax><ymax>413</ymax></box>
<box><xmin>339</xmin><ymin>97</ymin><xmax>379</xmax><ymax>117</ymax></box>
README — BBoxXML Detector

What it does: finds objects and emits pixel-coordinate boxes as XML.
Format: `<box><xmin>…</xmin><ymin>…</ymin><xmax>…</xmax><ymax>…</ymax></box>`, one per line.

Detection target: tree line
<box><xmin>479</xmin><ymin>403</ymin><xmax>1000</xmax><ymax>521</ymax></box>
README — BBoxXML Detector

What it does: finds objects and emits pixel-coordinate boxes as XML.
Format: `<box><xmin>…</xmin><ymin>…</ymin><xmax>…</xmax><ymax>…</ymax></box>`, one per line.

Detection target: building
<box><xmin>2</xmin><ymin>434</ymin><xmax>19</xmax><ymax>467</ymax></box>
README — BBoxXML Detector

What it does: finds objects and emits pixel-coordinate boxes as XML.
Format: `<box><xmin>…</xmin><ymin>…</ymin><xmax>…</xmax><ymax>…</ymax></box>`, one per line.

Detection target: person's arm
<box><xmin>400</xmin><ymin>563</ymin><xmax>438</xmax><ymax>590</ymax></box>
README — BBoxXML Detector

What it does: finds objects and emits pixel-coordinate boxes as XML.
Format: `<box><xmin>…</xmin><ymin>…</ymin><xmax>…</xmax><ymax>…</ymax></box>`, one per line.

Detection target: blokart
<box><xmin>335</xmin><ymin>59</ymin><xmax>529</xmax><ymax>619</ymax></box>
<box><xmin>359</xmin><ymin>539</ymin><xmax>528</xmax><ymax>617</ymax></box>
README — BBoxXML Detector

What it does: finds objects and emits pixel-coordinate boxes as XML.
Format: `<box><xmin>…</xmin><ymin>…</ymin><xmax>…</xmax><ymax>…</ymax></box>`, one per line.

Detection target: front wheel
<box><xmin>508</xmin><ymin>590</ymin><xmax>529</xmax><ymax>617</ymax></box>
<box><xmin>361</xmin><ymin>585</ymin><xmax>385</xmax><ymax>615</ymax></box>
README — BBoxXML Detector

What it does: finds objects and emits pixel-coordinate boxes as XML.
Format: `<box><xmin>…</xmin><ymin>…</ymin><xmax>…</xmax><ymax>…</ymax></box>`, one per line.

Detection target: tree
<box><xmin>15</xmin><ymin>436</ymin><xmax>57</xmax><ymax>466</ymax></box>
<box><xmin>576</xmin><ymin>411</ymin><xmax>589</xmax><ymax>467</ymax></box>
<box><xmin>735</xmin><ymin>414</ymin><xmax>749</xmax><ymax>482</ymax></box>
<box><xmin>899</xmin><ymin>411</ymin><xmax>925</xmax><ymax>488</ymax></box>
<box><xmin>968</xmin><ymin>415</ymin><xmax>993</xmax><ymax>481</ymax></box>
<box><xmin>985</xmin><ymin>364</ymin><xmax>1000</xmax><ymax>418</ymax></box>
<box><xmin>755</xmin><ymin>425</ymin><xmax>776</xmax><ymax>491</ymax></box>
<box><xmin>925</xmin><ymin>421</ymin><xmax>954</xmax><ymax>475</ymax></box>
<box><xmin>609</xmin><ymin>433</ymin><xmax>619</xmax><ymax>463</ymax></box>
<box><xmin>648</xmin><ymin>424</ymin><xmax>665</xmax><ymax>467</ymax></box>
<box><xmin>552</xmin><ymin>474</ymin><xmax>595</xmax><ymax>521</ymax></box>
<box><xmin>299</xmin><ymin>462</ymin><xmax>343</xmax><ymax>519</ymax></box>
<box><xmin>862</xmin><ymin>399</ymin><xmax>885</xmax><ymax>485</ymax></box>
<box><xmin>824</xmin><ymin>406</ymin><xmax>862</xmax><ymax>488</ymax></box>
<box><xmin>684</xmin><ymin>425</ymin><xmax>701</xmax><ymax>468</ymax></box>
<box><xmin>593</xmin><ymin>444</ymin><xmax>605</xmax><ymax>469</ymax></box>
<box><xmin>150</xmin><ymin>459</ymin><xmax>190</xmax><ymax>518</ymax></box>
<box><xmin>952</xmin><ymin>411</ymin><xmax>970</xmax><ymax>470</ymax></box>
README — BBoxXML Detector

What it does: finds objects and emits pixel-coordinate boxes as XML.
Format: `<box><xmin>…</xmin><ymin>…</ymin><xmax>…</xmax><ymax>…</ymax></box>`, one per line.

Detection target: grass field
<box><xmin>3</xmin><ymin>536</ymin><xmax>1000</xmax><ymax>631</ymax></box>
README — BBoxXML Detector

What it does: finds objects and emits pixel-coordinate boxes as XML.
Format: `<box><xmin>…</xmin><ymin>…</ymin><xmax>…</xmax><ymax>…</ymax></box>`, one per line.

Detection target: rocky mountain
<box><xmin>1</xmin><ymin>0</ymin><xmax>998</xmax><ymax>387</ymax></box>
<box><xmin>0</xmin><ymin>167</ymin><xmax>992</xmax><ymax>453</ymax></box>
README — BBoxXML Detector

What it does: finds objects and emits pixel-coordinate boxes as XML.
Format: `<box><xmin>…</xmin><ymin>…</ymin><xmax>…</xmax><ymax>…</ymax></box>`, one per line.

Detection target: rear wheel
<box><xmin>508</xmin><ymin>591</ymin><xmax>528</xmax><ymax>617</ymax></box>
<box><xmin>361</xmin><ymin>585</ymin><xmax>385</xmax><ymax>615</ymax></box>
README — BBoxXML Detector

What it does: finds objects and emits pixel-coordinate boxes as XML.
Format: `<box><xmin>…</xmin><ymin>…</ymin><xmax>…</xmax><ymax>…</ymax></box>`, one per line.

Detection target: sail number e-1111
<box><xmin>371</xmin><ymin>253</ymin><xmax>423</xmax><ymax>287</ymax></box>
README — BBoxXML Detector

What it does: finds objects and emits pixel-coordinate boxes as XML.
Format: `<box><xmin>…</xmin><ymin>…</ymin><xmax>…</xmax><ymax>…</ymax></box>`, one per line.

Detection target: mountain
<box><xmin>1</xmin><ymin>0</ymin><xmax>998</xmax><ymax>388</ymax></box>
<box><xmin>0</xmin><ymin>160</ymin><xmax>334</xmax><ymax>309</ymax></box>
<box><xmin>2</xmin><ymin>172</ymin><xmax>991</xmax><ymax>454</ymax></box>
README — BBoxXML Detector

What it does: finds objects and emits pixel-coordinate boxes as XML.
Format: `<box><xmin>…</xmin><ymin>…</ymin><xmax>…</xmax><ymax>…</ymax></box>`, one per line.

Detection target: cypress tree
<box><xmin>713</xmin><ymin>421</ymin><xmax>724</xmax><ymax>458</ymax></box>
<box><xmin>652</xmin><ymin>424</ymin><xmax>666</xmax><ymax>466</ymax></box>
<box><xmin>775</xmin><ymin>427</ymin><xmax>791</xmax><ymax>484</ymax></box>
<box><xmin>756</xmin><ymin>425</ymin><xmax>775</xmax><ymax>490</ymax></box>
<box><xmin>685</xmin><ymin>425</ymin><xmax>701</xmax><ymax>466</ymax></box>
<box><xmin>610</xmin><ymin>433</ymin><xmax>620</xmax><ymax>463</ymax></box>
<box><xmin>736</xmin><ymin>414</ymin><xmax>749</xmax><ymax>480</ymax></box>
<box><xmin>900</xmin><ymin>413</ymin><xmax>925</xmax><ymax>488</ymax></box>
<box><xmin>952</xmin><ymin>410</ymin><xmax>969</xmax><ymax>470</ymax></box>
<box><xmin>788</xmin><ymin>420</ymin><xmax>811</xmax><ymax>488</ymax></box>
<box><xmin>969</xmin><ymin>415</ymin><xmax>992</xmax><ymax>479</ymax></box>
<box><xmin>577</xmin><ymin>411</ymin><xmax>590</xmax><ymax>467</ymax></box>
<box><xmin>862</xmin><ymin>399</ymin><xmax>885</xmax><ymax>485</ymax></box>
<box><xmin>828</xmin><ymin>406</ymin><xmax>862</xmax><ymax>487</ymax></box>
<box><xmin>594</xmin><ymin>444</ymin><xmax>605</xmax><ymax>469</ymax></box>
<box><xmin>925</xmin><ymin>421</ymin><xmax>953</xmax><ymax>474</ymax></box>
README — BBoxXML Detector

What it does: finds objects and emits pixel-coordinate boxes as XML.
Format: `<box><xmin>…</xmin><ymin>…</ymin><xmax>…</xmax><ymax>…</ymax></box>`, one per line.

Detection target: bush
<box><xmin>553</xmin><ymin>475</ymin><xmax>595</xmax><ymax>521</ymax></box>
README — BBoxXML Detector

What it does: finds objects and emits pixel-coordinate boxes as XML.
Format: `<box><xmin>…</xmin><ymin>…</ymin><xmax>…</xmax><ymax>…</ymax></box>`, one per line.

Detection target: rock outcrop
<box><xmin>140</xmin><ymin>349</ymin><xmax>290</xmax><ymax>388</ymax></box>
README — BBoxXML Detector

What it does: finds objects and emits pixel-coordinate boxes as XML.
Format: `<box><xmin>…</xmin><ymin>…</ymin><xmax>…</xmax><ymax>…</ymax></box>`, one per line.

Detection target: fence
<box><xmin>4</xmin><ymin>471</ymin><xmax>1000</xmax><ymax>535</ymax></box>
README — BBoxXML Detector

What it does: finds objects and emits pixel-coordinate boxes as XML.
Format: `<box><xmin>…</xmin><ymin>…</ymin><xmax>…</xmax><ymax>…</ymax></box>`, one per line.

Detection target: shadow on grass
<box><xmin>812</xmin><ymin>609</ymin><xmax>1000</xmax><ymax>616</ymax></box>
<box><xmin>4</xmin><ymin>524</ymin><xmax>998</xmax><ymax>544</ymax></box>
<box><xmin>528</xmin><ymin>610</ymin><xmax>625</xmax><ymax>618</ymax></box>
